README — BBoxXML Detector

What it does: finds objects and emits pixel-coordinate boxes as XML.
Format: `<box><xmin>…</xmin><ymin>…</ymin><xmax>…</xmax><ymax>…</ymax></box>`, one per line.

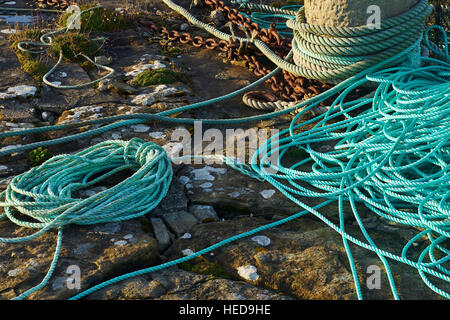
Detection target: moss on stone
<box><xmin>27</xmin><ymin>147</ymin><xmax>52</xmax><ymax>167</ymax></box>
<box><xmin>133</xmin><ymin>68</ymin><xmax>185</xmax><ymax>87</ymax></box>
<box><xmin>48</xmin><ymin>33</ymin><xmax>100</xmax><ymax>64</ymax></box>
<box><xmin>255</xmin><ymin>247</ymin><xmax>269</xmax><ymax>254</ymax></box>
<box><xmin>9</xmin><ymin>29</ymin><xmax>42</xmax><ymax>43</ymax></box>
<box><xmin>201</xmin><ymin>217</ymin><xmax>216</xmax><ymax>223</ymax></box>
<box><xmin>58</xmin><ymin>4</ymin><xmax>131</xmax><ymax>32</ymax></box>
<box><xmin>179</xmin><ymin>256</ymin><xmax>230</xmax><ymax>279</ymax></box>
<box><xmin>18</xmin><ymin>54</ymin><xmax>49</xmax><ymax>82</ymax></box>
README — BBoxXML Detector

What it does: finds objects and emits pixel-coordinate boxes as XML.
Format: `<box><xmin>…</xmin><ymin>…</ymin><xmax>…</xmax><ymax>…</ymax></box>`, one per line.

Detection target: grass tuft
<box><xmin>48</xmin><ymin>33</ymin><xmax>101</xmax><ymax>64</ymax></box>
<box><xmin>9</xmin><ymin>29</ymin><xmax>49</xmax><ymax>83</ymax></box>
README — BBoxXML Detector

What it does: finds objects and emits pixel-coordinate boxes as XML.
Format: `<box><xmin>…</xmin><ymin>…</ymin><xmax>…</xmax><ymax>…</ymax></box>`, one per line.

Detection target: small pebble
<box><xmin>260</xmin><ymin>189</ymin><xmax>276</xmax><ymax>199</ymax></box>
<box><xmin>182</xmin><ymin>249</ymin><xmax>195</xmax><ymax>256</ymax></box>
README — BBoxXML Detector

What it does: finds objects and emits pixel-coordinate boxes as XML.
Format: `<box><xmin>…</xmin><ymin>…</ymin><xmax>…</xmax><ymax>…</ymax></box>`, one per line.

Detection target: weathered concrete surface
<box><xmin>305</xmin><ymin>0</ymin><xmax>419</xmax><ymax>27</ymax></box>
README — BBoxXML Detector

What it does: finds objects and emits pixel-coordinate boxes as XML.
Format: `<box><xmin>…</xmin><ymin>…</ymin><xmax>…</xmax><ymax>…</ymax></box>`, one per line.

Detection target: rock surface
<box><xmin>150</xmin><ymin>218</ymin><xmax>173</xmax><ymax>252</ymax></box>
<box><xmin>164</xmin><ymin>217</ymin><xmax>446</xmax><ymax>300</ymax></box>
<box><xmin>162</xmin><ymin>211</ymin><xmax>199</xmax><ymax>236</ymax></box>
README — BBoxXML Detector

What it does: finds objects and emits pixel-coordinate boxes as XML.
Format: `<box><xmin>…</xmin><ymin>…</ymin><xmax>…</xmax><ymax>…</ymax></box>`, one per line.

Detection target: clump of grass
<box><xmin>9</xmin><ymin>29</ymin><xmax>49</xmax><ymax>83</ymax></box>
<box><xmin>27</xmin><ymin>147</ymin><xmax>52</xmax><ymax>167</ymax></box>
<box><xmin>58</xmin><ymin>4</ymin><xmax>131</xmax><ymax>32</ymax></box>
<box><xmin>179</xmin><ymin>256</ymin><xmax>230</xmax><ymax>279</ymax></box>
<box><xmin>9</xmin><ymin>28</ymin><xmax>42</xmax><ymax>44</ymax></box>
<box><xmin>48</xmin><ymin>33</ymin><xmax>100</xmax><ymax>64</ymax></box>
<box><xmin>132</xmin><ymin>68</ymin><xmax>187</xmax><ymax>86</ymax></box>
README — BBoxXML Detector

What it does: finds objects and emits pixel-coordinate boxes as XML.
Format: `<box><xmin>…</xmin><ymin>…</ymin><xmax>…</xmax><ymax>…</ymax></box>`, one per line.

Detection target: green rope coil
<box><xmin>1</xmin><ymin>139</ymin><xmax>172</xmax><ymax>300</ymax></box>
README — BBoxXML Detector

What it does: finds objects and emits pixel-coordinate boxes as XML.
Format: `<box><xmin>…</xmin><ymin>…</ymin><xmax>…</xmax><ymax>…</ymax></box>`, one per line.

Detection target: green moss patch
<box><xmin>132</xmin><ymin>68</ymin><xmax>187</xmax><ymax>87</ymax></box>
<box><xmin>18</xmin><ymin>53</ymin><xmax>49</xmax><ymax>82</ymax></box>
<box><xmin>27</xmin><ymin>147</ymin><xmax>52</xmax><ymax>167</ymax></box>
<box><xmin>48</xmin><ymin>33</ymin><xmax>100</xmax><ymax>64</ymax></box>
<box><xmin>58</xmin><ymin>5</ymin><xmax>131</xmax><ymax>32</ymax></box>
<box><xmin>179</xmin><ymin>256</ymin><xmax>230</xmax><ymax>279</ymax></box>
<box><xmin>285</xmin><ymin>147</ymin><xmax>309</xmax><ymax>159</ymax></box>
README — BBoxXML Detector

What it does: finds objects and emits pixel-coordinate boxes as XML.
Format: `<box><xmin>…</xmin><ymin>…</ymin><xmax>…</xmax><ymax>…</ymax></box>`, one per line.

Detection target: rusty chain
<box><xmin>140</xmin><ymin>1</ymin><xmax>342</xmax><ymax>104</ymax></box>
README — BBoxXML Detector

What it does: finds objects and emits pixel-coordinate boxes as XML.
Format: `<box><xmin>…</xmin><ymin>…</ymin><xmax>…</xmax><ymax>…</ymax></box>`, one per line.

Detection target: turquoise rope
<box><xmin>15</xmin><ymin>6</ymin><xmax>115</xmax><ymax>89</ymax></box>
<box><xmin>2</xmin><ymin>139</ymin><xmax>173</xmax><ymax>300</ymax></box>
<box><xmin>0</xmin><ymin>1</ymin><xmax>448</xmax><ymax>300</ymax></box>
